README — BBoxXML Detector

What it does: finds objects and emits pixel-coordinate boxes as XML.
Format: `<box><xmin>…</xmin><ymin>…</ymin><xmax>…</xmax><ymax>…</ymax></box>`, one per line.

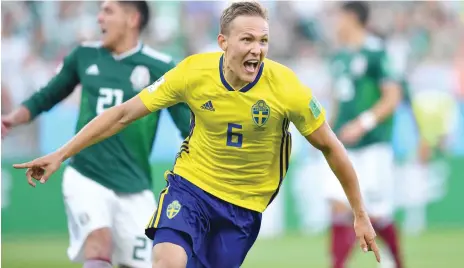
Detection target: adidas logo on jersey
<box><xmin>200</xmin><ymin>101</ymin><xmax>215</xmax><ymax>111</ymax></box>
<box><xmin>86</xmin><ymin>64</ymin><xmax>99</xmax><ymax>75</ymax></box>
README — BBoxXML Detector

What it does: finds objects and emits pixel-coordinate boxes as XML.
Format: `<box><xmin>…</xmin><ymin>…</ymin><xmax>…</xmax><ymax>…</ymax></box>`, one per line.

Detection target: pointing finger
<box><xmin>13</xmin><ymin>161</ymin><xmax>36</xmax><ymax>169</ymax></box>
<box><xmin>369</xmin><ymin>239</ymin><xmax>381</xmax><ymax>263</ymax></box>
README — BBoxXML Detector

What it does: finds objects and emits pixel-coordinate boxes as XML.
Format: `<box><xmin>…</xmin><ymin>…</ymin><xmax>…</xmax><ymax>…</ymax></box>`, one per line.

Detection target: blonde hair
<box><xmin>220</xmin><ymin>1</ymin><xmax>268</xmax><ymax>35</ymax></box>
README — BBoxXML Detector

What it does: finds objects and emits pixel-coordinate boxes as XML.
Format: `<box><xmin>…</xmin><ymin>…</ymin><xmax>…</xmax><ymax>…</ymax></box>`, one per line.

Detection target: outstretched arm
<box><xmin>287</xmin><ymin>70</ymin><xmax>380</xmax><ymax>263</ymax></box>
<box><xmin>13</xmin><ymin>56</ymin><xmax>190</xmax><ymax>185</ymax></box>
<box><xmin>306</xmin><ymin>122</ymin><xmax>364</xmax><ymax>216</ymax></box>
<box><xmin>58</xmin><ymin>95</ymin><xmax>151</xmax><ymax>161</ymax></box>
<box><xmin>13</xmin><ymin>95</ymin><xmax>151</xmax><ymax>185</ymax></box>
<box><xmin>306</xmin><ymin>122</ymin><xmax>380</xmax><ymax>262</ymax></box>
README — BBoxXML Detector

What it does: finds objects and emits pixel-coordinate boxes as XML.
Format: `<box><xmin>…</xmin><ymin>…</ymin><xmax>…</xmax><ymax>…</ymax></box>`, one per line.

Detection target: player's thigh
<box><xmin>202</xmin><ymin>206</ymin><xmax>262</xmax><ymax>268</ymax></box>
<box><xmin>361</xmin><ymin>144</ymin><xmax>395</xmax><ymax>218</ymax></box>
<box><xmin>152</xmin><ymin>228</ymin><xmax>190</xmax><ymax>268</ymax></box>
<box><xmin>62</xmin><ymin>166</ymin><xmax>115</xmax><ymax>262</ymax></box>
<box><xmin>146</xmin><ymin>174</ymin><xmax>210</xmax><ymax>265</ymax></box>
<box><xmin>113</xmin><ymin>190</ymin><xmax>156</xmax><ymax>268</ymax></box>
<box><xmin>191</xmin><ymin>193</ymin><xmax>262</xmax><ymax>268</ymax></box>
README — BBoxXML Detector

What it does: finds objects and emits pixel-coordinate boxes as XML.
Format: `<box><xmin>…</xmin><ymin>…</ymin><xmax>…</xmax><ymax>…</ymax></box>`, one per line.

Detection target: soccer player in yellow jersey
<box><xmin>14</xmin><ymin>2</ymin><xmax>381</xmax><ymax>268</ymax></box>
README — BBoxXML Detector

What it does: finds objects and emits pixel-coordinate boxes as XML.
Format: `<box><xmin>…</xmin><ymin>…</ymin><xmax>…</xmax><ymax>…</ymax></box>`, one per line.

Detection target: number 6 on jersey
<box><xmin>226</xmin><ymin>123</ymin><xmax>243</xmax><ymax>148</ymax></box>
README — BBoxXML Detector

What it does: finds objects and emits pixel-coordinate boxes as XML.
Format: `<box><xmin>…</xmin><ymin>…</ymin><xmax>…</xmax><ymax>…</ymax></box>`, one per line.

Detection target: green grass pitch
<box><xmin>2</xmin><ymin>228</ymin><xmax>463</xmax><ymax>268</ymax></box>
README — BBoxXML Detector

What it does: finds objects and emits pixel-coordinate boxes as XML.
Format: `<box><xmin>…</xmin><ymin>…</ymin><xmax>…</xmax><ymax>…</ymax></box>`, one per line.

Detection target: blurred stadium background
<box><xmin>1</xmin><ymin>1</ymin><xmax>464</xmax><ymax>267</ymax></box>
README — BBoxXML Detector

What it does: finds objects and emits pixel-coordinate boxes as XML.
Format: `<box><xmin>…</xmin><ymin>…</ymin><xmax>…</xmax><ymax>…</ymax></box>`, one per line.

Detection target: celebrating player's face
<box><xmin>98</xmin><ymin>1</ymin><xmax>130</xmax><ymax>49</ymax></box>
<box><xmin>221</xmin><ymin>15</ymin><xmax>269</xmax><ymax>83</ymax></box>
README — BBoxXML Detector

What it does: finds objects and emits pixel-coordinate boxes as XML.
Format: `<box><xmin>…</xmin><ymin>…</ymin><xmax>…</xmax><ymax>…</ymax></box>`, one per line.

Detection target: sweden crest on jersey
<box><xmin>251</xmin><ymin>100</ymin><xmax>270</xmax><ymax>127</ymax></box>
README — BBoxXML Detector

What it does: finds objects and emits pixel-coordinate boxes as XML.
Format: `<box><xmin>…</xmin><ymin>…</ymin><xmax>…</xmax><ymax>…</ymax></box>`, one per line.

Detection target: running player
<box><xmin>324</xmin><ymin>2</ymin><xmax>403</xmax><ymax>268</ymax></box>
<box><xmin>3</xmin><ymin>1</ymin><xmax>190</xmax><ymax>268</ymax></box>
<box><xmin>13</xmin><ymin>2</ymin><xmax>380</xmax><ymax>268</ymax></box>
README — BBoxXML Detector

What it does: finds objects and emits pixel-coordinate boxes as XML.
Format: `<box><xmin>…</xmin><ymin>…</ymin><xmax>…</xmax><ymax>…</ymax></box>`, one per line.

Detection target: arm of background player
<box><xmin>167</xmin><ymin>103</ymin><xmax>191</xmax><ymax>139</ymax></box>
<box><xmin>368</xmin><ymin>81</ymin><xmax>402</xmax><ymax>123</ymax></box>
<box><xmin>3</xmin><ymin>48</ymin><xmax>80</xmax><ymax>127</ymax></box>
<box><xmin>360</xmin><ymin>52</ymin><xmax>402</xmax><ymax>127</ymax></box>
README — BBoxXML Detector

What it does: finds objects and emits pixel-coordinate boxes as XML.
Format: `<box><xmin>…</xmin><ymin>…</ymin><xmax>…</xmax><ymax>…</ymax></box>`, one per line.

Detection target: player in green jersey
<box><xmin>320</xmin><ymin>2</ymin><xmax>404</xmax><ymax>268</ymax></box>
<box><xmin>1</xmin><ymin>2</ymin><xmax>190</xmax><ymax>268</ymax></box>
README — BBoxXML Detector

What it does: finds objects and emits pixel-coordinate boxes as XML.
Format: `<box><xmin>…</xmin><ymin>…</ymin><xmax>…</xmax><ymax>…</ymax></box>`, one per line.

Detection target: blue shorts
<box><xmin>145</xmin><ymin>173</ymin><xmax>262</xmax><ymax>268</ymax></box>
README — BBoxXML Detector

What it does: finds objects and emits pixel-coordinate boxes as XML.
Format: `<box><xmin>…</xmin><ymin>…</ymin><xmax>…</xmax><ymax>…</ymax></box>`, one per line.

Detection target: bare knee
<box><xmin>152</xmin><ymin>242</ymin><xmax>187</xmax><ymax>268</ymax></box>
<box><xmin>84</xmin><ymin>228</ymin><xmax>112</xmax><ymax>261</ymax></box>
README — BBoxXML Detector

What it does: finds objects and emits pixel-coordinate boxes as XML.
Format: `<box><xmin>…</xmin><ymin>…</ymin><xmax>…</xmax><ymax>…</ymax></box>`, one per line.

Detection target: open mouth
<box><xmin>243</xmin><ymin>59</ymin><xmax>259</xmax><ymax>73</ymax></box>
<box><xmin>101</xmin><ymin>29</ymin><xmax>107</xmax><ymax>35</ymax></box>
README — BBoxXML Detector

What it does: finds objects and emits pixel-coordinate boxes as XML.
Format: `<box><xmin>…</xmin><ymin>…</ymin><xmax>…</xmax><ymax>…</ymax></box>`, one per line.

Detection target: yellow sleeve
<box><xmin>138</xmin><ymin>59</ymin><xmax>187</xmax><ymax>112</ymax></box>
<box><xmin>287</xmin><ymin>81</ymin><xmax>326</xmax><ymax>137</ymax></box>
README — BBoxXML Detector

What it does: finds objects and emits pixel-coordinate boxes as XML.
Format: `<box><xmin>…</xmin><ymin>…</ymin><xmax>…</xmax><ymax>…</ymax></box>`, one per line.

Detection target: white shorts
<box><xmin>323</xmin><ymin>143</ymin><xmax>395</xmax><ymax>218</ymax></box>
<box><xmin>62</xmin><ymin>166</ymin><xmax>156</xmax><ymax>267</ymax></box>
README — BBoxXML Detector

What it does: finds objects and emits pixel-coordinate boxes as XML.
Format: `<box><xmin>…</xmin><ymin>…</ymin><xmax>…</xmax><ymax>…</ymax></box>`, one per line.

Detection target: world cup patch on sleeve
<box><xmin>146</xmin><ymin>76</ymin><xmax>165</xmax><ymax>93</ymax></box>
<box><xmin>309</xmin><ymin>97</ymin><xmax>322</xmax><ymax>119</ymax></box>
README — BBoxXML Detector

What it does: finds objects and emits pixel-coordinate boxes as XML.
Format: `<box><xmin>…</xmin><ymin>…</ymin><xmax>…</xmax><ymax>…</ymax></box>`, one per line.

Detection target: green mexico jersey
<box><xmin>23</xmin><ymin>41</ymin><xmax>191</xmax><ymax>193</ymax></box>
<box><xmin>330</xmin><ymin>36</ymin><xmax>396</xmax><ymax>149</ymax></box>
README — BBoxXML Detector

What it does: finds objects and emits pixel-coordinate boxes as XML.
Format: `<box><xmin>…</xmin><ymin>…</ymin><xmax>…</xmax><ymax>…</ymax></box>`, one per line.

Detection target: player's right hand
<box><xmin>13</xmin><ymin>152</ymin><xmax>63</xmax><ymax>187</ymax></box>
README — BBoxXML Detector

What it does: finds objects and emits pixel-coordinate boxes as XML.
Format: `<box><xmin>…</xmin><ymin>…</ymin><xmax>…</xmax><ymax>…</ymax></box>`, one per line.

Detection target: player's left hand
<box><xmin>354</xmin><ymin>212</ymin><xmax>381</xmax><ymax>263</ymax></box>
<box><xmin>339</xmin><ymin>120</ymin><xmax>366</xmax><ymax>145</ymax></box>
<box><xmin>12</xmin><ymin>151</ymin><xmax>63</xmax><ymax>187</ymax></box>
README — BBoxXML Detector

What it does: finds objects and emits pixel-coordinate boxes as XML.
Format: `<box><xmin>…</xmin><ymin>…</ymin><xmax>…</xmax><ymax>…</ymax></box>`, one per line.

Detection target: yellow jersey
<box><xmin>139</xmin><ymin>52</ymin><xmax>326</xmax><ymax>212</ymax></box>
